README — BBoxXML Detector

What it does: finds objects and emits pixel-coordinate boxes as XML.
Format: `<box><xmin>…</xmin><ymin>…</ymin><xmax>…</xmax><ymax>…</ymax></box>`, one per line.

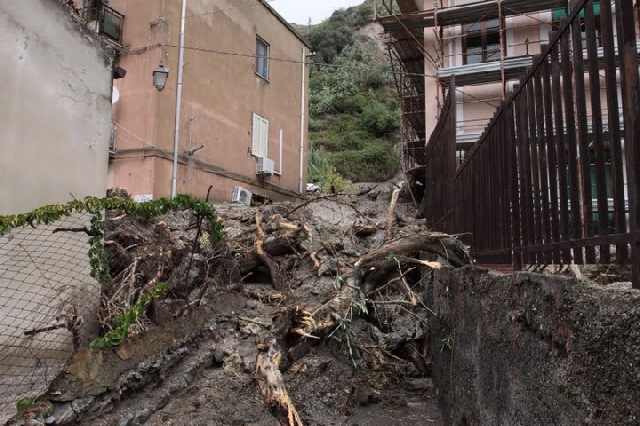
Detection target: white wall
<box><xmin>0</xmin><ymin>1</ymin><xmax>113</xmax><ymax>420</ymax></box>
<box><xmin>0</xmin><ymin>0</ymin><xmax>114</xmax><ymax>214</ymax></box>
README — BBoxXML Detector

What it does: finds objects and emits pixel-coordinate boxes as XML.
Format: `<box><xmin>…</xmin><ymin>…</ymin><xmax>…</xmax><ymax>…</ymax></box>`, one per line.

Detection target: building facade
<box><xmin>76</xmin><ymin>0</ymin><xmax>310</xmax><ymax>202</ymax></box>
<box><xmin>381</xmin><ymin>0</ymin><xmax>621</xmax><ymax>169</ymax></box>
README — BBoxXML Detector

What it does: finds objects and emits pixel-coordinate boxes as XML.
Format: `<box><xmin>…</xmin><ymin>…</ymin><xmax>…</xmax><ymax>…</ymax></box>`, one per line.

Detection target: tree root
<box><xmin>358</xmin><ymin>232</ymin><xmax>471</xmax><ymax>269</ymax></box>
<box><xmin>255</xmin><ymin>211</ymin><xmax>284</xmax><ymax>289</ymax></box>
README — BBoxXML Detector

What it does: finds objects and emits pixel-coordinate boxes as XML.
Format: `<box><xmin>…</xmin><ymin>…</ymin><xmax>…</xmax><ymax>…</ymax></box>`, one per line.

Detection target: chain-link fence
<box><xmin>0</xmin><ymin>194</ymin><xmax>226</xmax><ymax>423</ymax></box>
<box><xmin>0</xmin><ymin>213</ymin><xmax>100</xmax><ymax>423</ymax></box>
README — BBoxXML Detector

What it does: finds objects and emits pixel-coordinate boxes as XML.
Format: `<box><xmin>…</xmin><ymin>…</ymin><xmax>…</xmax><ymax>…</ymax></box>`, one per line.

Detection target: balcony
<box><xmin>82</xmin><ymin>4</ymin><xmax>124</xmax><ymax>46</ymax></box>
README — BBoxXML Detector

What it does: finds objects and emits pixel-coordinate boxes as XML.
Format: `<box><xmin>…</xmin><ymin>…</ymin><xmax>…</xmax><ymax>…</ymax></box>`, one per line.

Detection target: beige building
<box><xmin>381</xmin><ymin>0</ymin><xmax>616</xmax><ymax>170</ymax></box>
<box><xmin>76</xmin><ymin>0</ymin><xmax>310</xmax><ymax>202</ymax></box>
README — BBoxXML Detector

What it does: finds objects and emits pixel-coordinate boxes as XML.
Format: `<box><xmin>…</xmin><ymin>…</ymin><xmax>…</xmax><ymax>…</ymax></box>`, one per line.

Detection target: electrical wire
<box><xmin>120</xmin><ymin>3</ymin><xmax>540</xmax><ymax>111</ymax></box>
<box><xmin>171</xmin><ymin>43</ymin><xmax>504</xmax><ymax>110</ymax></box>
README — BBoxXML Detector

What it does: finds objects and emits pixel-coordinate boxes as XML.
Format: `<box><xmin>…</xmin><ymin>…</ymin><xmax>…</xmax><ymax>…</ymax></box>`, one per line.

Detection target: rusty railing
<box><xmin>420</xmin><ymin>0</ymin><xmax>640</xmax><ymax>288</ymax></box>
<box><xmin>82</xmin><ymin>4</ymin><xmax>124</xmax><ymax>45</ymax></box>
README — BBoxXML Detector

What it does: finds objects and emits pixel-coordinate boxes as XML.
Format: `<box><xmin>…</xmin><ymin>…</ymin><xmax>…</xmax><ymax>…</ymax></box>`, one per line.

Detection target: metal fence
<box><xmin>0</xmin><ymin>213</ymin><xmax>100</xmax><ymax>423</ymax></box>
<box><xmin>419</xmin><ymin>0</ymin><xmax>640</xmax><ymax>288</ymax></box>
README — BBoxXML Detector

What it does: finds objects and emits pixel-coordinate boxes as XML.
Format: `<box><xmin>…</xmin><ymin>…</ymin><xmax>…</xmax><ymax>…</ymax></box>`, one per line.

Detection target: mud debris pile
<box><xmin>10</xmin><ymin>183</ymin><xmax>471</xmax><ymax>425</ymax></box>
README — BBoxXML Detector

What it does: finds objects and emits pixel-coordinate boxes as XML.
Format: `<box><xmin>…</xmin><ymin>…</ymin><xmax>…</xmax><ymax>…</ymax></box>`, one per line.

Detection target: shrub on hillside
<box><xmin>329</xmin><ymin>142</ymin><xmax>400</xmax><ymax>182</ymax></box>
<box><xmin>360</xmin><ymin>101</ymin><xmax>400</xmax><ymax>137</ymax></box>
<box><xmin>308</xmin><ymin>148</ymin><xmax>349</xmax><ymax>193</ymax></box>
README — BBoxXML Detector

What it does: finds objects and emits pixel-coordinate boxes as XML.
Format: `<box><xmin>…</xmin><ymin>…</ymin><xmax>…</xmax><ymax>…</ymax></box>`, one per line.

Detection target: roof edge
<box><xmin>257</xmin><ymin>0</ymin><xmax>311</xmax><ymax>49</ymax></box>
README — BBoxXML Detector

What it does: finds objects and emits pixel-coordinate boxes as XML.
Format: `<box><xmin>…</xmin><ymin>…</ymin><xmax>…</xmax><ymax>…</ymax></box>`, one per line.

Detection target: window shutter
<box><xmin>260</xmin><ymin>117</ymin><xmax>269</xmax><ymax>158</ymax></box>
<box><xmin>252</xmin><ymin>113</ymin><xmax>260</xmax><ymax>156</ymax></box>
<box><xmin>252</xmin><ymin>113</ymin><xmax>269</xmax><ymax>158</ymax></box>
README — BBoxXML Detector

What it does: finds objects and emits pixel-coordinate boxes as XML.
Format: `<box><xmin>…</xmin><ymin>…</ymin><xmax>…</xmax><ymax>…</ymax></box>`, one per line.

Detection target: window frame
<box><xmin>462</xmin><ymin>18</ymin><xmax>504</xmax><ymax>65</ymax></box>
<box><xmin>255</xmin><ymin>36</ymin><xmax>270</xmax><ymax>81</ymax></box>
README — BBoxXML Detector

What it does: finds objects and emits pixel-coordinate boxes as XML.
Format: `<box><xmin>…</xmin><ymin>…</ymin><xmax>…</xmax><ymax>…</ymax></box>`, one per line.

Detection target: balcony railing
<box><xmin>82</xmin><ymin>4</ymin><xmax>124</xmax><ymax>45</ymax></box>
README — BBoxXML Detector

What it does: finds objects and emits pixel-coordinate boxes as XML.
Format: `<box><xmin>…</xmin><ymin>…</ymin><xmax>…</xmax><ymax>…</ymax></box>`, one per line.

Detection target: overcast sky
<box><xmin>270</xmin><ymin>0</ymin><xmax>365</xmax><ymax>25</ymax></box>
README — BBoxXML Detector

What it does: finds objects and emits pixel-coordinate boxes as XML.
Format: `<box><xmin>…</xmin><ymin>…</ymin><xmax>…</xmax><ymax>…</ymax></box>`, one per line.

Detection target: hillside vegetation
<box><xmin>301</xmin><ymin>1</ymin><xmax>401</xmax><ymax>188</ymax></box>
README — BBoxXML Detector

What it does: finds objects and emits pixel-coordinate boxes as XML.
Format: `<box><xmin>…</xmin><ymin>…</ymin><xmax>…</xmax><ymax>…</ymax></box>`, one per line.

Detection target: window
<box><xmin>463</xmin><ymin>19</ymin><xmax>502</xmax><ymax>65</ymax></box>
<box><xmin>252</xmin><ymin>113</ymin><xmax>269</xmax><ymax>157</ymax></box>
<box><xmin>255</xmin><ymin>37</ymin><xmax>270</xmax><ymax>80</ymax></box>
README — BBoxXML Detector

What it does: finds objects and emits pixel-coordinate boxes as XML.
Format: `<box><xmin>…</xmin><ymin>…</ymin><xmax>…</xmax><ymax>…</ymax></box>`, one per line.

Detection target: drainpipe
<box><xmin>171</xmin><ymin>0</ymin><xmax>187</xmax><ymax>198</ymax></box>
<box><xmin>298</xmin><ymin>47</ymin><xmax>306</xmax><ymax>195</ymax></box>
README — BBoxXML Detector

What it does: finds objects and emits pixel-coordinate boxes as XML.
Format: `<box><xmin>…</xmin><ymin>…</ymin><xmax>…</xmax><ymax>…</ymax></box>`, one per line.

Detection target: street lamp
<box><xmin>151</xmin><ymin>0</ymin><xmax>186</xmax><ymax>199</ymax></box>
<box><xmin>152</xmin><ymin>62</ymin><xmax>169</xmax><ymax>92</ymax></box>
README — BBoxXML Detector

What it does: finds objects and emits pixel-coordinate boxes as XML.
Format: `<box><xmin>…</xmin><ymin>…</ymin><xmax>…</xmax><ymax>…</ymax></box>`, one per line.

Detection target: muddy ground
<box><xmin>10</xmin><ymin>182</ymin><xmax>448</xmax><ymax>425</ymax></box>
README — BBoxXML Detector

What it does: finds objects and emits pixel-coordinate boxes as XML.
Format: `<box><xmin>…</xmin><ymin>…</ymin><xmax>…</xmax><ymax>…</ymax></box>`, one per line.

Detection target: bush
<box><xmin>305</xmin><ymin>2</ymin><xmax>402</xmax><ymax>184</ymax></box>
<box><xmin>307</xmin><ymin>20</ymin><xmax>353</xmax><ymax>64</ymax></box>
<box><xmin>360</xmin><ymin>101</ymin><xmax>401</xmax><ymax>137</ymax></box>
<box><xmin>312</xmin><ymin>127</ymin><xmax>369</xmax><ymax>151</ymax></box>
<box><xmin>308</xmin><ymin>148</ymin><xmax>349</xmax><ymax>193</ymax></box>
<box><xmin>329</xmin><ymin>141</ymin><xmax>400</xmax><ymax>182</ymax></box>
<box><xmin>352</xmin><ymin>4</ymin><xmax>374</xmax><ymax>26</ymax></box>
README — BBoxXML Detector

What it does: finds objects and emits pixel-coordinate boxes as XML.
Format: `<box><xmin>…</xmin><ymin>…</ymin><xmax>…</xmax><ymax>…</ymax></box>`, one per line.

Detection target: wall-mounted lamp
<box><xmin>152</xmin><ymin>62</ymin><xmax>169</xmax><ymax>92</ymax></box>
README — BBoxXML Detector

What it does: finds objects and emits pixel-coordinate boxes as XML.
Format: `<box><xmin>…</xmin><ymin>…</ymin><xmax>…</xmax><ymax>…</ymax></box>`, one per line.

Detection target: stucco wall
<box><xmin>0</xmin><ymin>1</ymin><xmax>112</xmax><ymax>420</ymax></box>
<box><xmin>428</xmin><ymin>267</ymin><xmax>640</xmax><ymax>425</ymax></box>
<box><xmin>0</xmin><ymin>214</ymin><xmax>100</xmax><ymax>424</ymax></box>
<box><xmin>108</xmin><ymin>0</ymin><xmax>309</xmax><ymax>202</ymax></box>
<box><xmin>0</xmin><ymin>0</ymin><xmax>113</xmax><ymax>214</ymax></box>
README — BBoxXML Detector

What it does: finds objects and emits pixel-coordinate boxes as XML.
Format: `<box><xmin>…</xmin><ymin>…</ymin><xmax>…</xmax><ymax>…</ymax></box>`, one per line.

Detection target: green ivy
<box><xmin>89</xmin><ymin>283</ymin><xmax>168</xmax><ymax>350</ymax></box>
<box><xmin>16</xmin><ymin>396</ymin><xmax>34</xmax><ymax>412</ymax></box>
<box><xmin>0</xmin><ymin>195</ymin><xmax>224</xmax><ymax>282</ymax></box>
<box><xmin>0</xmin><ymin>195</ymin><xmax>223</xmax><ymax>240</ymax></box>
<box><xmin>88</xmin><ymin>213</ymin><xmax>110</xmax><ymax>283</ymax></box>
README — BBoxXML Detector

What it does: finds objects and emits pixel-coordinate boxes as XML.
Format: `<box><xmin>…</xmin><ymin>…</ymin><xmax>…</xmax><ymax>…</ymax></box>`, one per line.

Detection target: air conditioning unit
<box><xmin>232</xmin><ymin>186</ymin><xmax>252</xmax><ymax>206</ymax></box>
<box><xmin>257</xmin><ymin>157</ymin><xmax>275</xmax><ymax>175</ymax></box>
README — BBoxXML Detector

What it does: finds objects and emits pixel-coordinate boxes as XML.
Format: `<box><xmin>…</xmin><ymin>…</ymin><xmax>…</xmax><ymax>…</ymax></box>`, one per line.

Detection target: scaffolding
<box><xmin>380</xmin><ymin>0</ymin><xmax>428</xmax><ymax>176</ymax></box>
<box><xmin>379</xmin><ymin>0</ymin><xmax>577</xmax><ymax>183</ymax></box>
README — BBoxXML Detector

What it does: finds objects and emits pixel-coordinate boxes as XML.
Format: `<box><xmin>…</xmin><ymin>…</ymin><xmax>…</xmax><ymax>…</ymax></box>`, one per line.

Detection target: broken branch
<box><xmin>255</xmin><ymin>339</ymin><xmax>304</xmax><ymax>426</ymax></box>
<box><xmin>386</xmin><ymin>182</ymin><xmax>404</xmax><ymax>240</ymax></box>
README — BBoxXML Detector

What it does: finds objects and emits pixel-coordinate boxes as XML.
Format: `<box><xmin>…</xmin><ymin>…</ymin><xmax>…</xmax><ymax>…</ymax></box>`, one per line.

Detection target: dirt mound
<box><xmin>9</xmin><ymin>185</ymin><xmax>467</xmax><ymax>425</ymax></box>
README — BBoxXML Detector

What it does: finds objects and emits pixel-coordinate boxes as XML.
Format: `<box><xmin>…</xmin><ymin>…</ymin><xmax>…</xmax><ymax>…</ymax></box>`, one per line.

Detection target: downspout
<box><xmin>298</xmin><ymin>47</ymin><xmax>306</xmax><ymax>195</ymax></box>
<box><xmin>171</xmin><ymin>0</ymin><xmax>187</xmax><ymax>198</ymax></box>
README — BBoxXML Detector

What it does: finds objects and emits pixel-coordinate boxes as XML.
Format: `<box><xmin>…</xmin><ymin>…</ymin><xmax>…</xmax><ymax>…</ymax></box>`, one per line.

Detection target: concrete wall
<box><xmin>0</xmin><ymin>0</ymin><xmax>114</xmax><ymax>215</ymax></box>
<box><xmin>428</xmin><ymin>267</ymin><xmax>640</xmax><ymax>425</ymax></box>
<box><xmin>0</xmin><ymin>1</ymin><xmax>112</xmax><ymax>420</ymax></box>
<box><xmin>108</xmin><ymin>0</ymin><xmax>309</xmax><ymax>202</ymax></box>
<box><xmin>0</xmin><ymin>214</ymin><xmax>100</xmax><ymax>424</ymax></box>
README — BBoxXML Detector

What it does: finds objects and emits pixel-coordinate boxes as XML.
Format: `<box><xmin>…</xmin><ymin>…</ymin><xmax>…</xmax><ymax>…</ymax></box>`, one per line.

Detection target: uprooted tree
<box><xmin>96</xmin><ymin>191</ymin><xmax>471</xmax><ymax>425</ymax></box>
<box><xmin>3</xmin><ymin>187</ymin><xmax>472</xmax><ymax>426</ymax></box>
<box><xmin>235</xmin><ymin>195</ymin><xmax>472</xmax><ymax>425</ymax></box>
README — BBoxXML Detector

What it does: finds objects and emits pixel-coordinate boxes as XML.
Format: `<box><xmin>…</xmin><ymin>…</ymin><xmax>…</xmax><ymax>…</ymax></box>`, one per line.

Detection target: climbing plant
<box><xmin>88</xmin><ymin>283</ymin><xmax>168</xmax><ymax>350</ymax></box>
<box><xmin>0</xmin><ymin>194</ymin><xmax>224</xmax><ymax>283</ymax></box>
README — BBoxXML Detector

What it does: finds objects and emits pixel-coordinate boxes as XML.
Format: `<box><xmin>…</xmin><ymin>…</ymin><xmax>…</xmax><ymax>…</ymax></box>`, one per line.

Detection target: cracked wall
<box><xmin>0</xmin><ymin>0</ymin><xmax>114</xmax><ymax>214</ymax></box>
<box><xmin>0</xmin><ymin>0</ymin><xmax>113</xmax><ymax>421</ymax></box>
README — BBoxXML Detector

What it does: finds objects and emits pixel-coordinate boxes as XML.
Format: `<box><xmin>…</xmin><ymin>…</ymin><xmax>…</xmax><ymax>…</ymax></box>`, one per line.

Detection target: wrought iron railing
<box><xmin>82</xmin><ymin>4</ymin><xmax>124</xmax><ymax>45</ymax></box>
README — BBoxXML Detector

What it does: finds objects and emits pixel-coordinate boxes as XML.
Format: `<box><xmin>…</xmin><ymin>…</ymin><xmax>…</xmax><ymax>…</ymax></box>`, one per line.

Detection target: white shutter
<box><xmin>260</xmin><ymin>116</ymin><xmax>269</xmax><ymax>157</ymax></box>
<box><xmin>252</xmin><ymin>113</ymin><xmax>260</xmax><ymax>156</ymax></box>
<box><xmin>251</xmin><ymin>113</ymin><xmax>269</xmax><ymax>158</ymax></box>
